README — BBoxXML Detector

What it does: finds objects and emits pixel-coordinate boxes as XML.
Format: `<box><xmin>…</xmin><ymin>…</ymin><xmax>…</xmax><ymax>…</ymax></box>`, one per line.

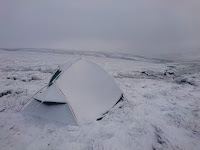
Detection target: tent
<box><xmin>22</xmin><ymin>59</ymin><xmax>124</xmax><ymax>126</ymax></box>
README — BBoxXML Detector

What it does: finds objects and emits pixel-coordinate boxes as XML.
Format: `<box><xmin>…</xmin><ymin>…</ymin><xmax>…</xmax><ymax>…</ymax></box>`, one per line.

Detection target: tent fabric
<box><xmin>23</xmin><ymin>100</ymin><xmax>78</xmax><ymax>125</ymax></box>
<box><xmin>23</xmin><ymin>59</ymin><xmax>123</xmax><ymax>125</ymax></box>
<box><xmin>34</xmin><ymin>84</ymin><xmax>67</xmax><ymax>103</ymax></box>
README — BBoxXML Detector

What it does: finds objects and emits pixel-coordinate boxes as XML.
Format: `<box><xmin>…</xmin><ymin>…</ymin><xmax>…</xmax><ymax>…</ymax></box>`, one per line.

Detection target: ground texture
<box><xmin>0</xmin><ymin>50</ymin><xmax>200</xmax><ymax>150</ymax></box>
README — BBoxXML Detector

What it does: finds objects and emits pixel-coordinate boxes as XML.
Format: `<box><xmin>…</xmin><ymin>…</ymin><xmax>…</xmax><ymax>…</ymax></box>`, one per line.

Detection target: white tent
<box><xmin>23</xmin><ymin>59</ymin><xmax>123</xmax><ymax>126</ymax></box>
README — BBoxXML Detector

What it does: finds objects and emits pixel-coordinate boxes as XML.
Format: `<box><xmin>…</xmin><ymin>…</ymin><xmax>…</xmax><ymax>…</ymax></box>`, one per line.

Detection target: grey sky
<box><xmin>0</xmin><ymin>0</ymin><xmax>200</xmax><ymax>55</ymax></box>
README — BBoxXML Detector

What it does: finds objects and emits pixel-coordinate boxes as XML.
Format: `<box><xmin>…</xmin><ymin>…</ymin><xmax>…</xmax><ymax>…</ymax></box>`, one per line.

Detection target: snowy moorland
<box><xmin>0</xmin><ymin>49</ymin><xmax>200</xmax><ymax>150</ymax></box>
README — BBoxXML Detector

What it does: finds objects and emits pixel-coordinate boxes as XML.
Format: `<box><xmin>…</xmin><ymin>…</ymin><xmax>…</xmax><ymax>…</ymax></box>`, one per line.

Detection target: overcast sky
<box><xmin>0</xmin><ymin>0</ymin><xmax>200</xmax><ymax>55</ymax></box>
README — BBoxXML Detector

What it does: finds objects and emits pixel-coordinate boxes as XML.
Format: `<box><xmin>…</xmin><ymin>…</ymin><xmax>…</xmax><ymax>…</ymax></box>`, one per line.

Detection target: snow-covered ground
<box><xmin>0</xmin><ymin>49</ymin><xmax>200</xmax><ymax>150</ymax></box>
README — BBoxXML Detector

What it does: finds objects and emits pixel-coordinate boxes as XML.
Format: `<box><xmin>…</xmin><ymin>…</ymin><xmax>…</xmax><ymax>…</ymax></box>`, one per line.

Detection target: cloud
<box><xmin>0</xmin><ymin>0</ymin><xmax>200</xmax><ymax>54</ymax></box>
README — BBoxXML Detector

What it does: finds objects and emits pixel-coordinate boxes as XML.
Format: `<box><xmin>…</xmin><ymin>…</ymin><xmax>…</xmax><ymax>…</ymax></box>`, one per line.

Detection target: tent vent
<box><xmin>49</xmin><ymin>70</ymin><xmax>61</xmax><ymax>86</ymax></box>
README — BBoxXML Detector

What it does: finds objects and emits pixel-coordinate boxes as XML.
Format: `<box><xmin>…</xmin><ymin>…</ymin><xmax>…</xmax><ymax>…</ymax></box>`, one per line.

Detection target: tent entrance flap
<box><xmin>34</xmin><ymin>84</ymin><xmax>67</xmax><ymax>103</ymax></box>
<box><xmin>22</xmin><ymin>99</ymin><xmax>78</xmax><ymax>125</ymax></box>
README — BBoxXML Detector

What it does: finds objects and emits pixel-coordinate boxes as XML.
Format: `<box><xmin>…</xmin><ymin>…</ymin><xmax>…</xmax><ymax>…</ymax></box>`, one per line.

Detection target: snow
<box><xmin>0</xmin><ymin>49</ymin><xmax>200</xmax><ymax>150</ymax></box>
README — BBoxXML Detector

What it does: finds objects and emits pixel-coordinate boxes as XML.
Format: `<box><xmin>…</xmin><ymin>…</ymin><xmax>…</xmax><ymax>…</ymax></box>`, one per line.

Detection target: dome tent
<box><xmin>22</xmin><ymin>59</ymin><xmax>124</xmax><ymax>126</ymax></box>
